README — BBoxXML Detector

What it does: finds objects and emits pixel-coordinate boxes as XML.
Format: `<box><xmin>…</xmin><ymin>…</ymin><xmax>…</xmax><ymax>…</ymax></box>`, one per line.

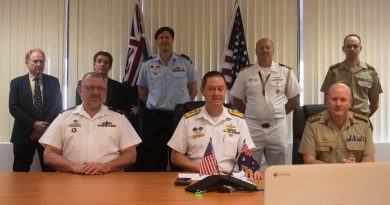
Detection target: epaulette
<box><xmin>365</xmin><ymin>63</ymin><xmax>376</xmax><ymax>70</ymax></box>
<box><xmin>108</xmin><ymin>107</ymin><xmax>125</xmax><ymax>115</ymax></box>
<box><xmin>228</xmin><ymin>109</ymin><xmax>244</xmax><ymax>118</ymax></box>
<box><xmin>279</xmin><ymin>63</ymin><xmax>294</xmax><ymax>70</ymax></box>
<box><xmin>61</xmin><ymin>106</ymin><xmax>76</xmax><ymax>113</ymax></box>
<box><xmin>239</xmin><ymin>64</ymin><xmax>253</xmax><ymax>72</ymax></box>
<box><xmin>143</xmin><ymin>55</ymin><xmax>154</xmax><ymax>62</ymax></box>
<box><xmin>352</xmin><ymin>112</ymin><xmax>369</xmax><ymax>122</ymax></box>
<box><xmin>308</xmin><ymin>113</ymin><xmax>322</xmax><ymax>123</ymax></box>
<box><xmin>184</xmin><ymin>108</ymin><xmax>200</xmax><ymax>119</ymax></box>
<box><xmin>180</xmin><ymin>53</ymin><xmax>193</xmax><ymax>64</ymax></box>
<box><xmin>329</xmin><ymin>63</ymin><xmax>341</xmax><ymax>70</ymax></box>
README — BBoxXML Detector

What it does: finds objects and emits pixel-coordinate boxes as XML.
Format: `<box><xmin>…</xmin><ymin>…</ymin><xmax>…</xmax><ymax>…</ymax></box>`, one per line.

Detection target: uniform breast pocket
<box><xmin>346</xmin><ymin>141</ymin><xmax>365</xmax><ymax>151</ymax></box>
<box><xmin>270</xmin><ymin>79</ymin><xmax>285</xmax><ymax>88</ymax></box>
<box><xmin>357</xmin><ymin>80</ymin><xmax>372</xmax><ymax>88</ymax></box>
<box><xmin>172</xmin><ymin>71</ymin><xmax>186</xmax><ymax>78</ymax></box>
<box><xmin>223</xmin><ymin>135</ymin><xmax>239</xmax><ymax>158</ymax></box>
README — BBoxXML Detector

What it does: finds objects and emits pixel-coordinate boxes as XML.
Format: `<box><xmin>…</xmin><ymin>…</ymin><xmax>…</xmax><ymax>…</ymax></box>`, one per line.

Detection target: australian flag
<box><xmin>123</xmin><ymin>0</ymin><xmax>151</xmax><ymax>132</ymax></box>
<box><xmin>199</xmin><ymin>139</ymin><xmax>220</xmax><ymax>176</ymax></box>
<box><xmin>237</xmin><ymin>142</ymin><xmax>260</xmax><ymax>172</ymax></box>
<box><xmin>219</xmin><ymin>4</ymin><xmax>250</xmax><ymax>89</ymax></box>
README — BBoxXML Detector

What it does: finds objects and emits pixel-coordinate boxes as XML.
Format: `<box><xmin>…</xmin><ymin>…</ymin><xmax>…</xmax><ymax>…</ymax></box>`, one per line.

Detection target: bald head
<box><xmin>327</xmin><ymin>83</ymin><xmax>352</xmax><ymax>99</ymax></box>
<box><xmin>326</xmin><ymin>82</ymin><xmax>352</xmax><ymax>120</ymax></box>
<box><xmin>256</xmin><ymin>38</ymin><xmax>274</xmax><ymax>50</ymax></box>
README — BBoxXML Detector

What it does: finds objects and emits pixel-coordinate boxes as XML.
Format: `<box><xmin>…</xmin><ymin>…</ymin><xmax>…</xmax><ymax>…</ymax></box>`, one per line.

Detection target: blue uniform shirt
<box><xmin>137</xmin><ymin>52</ymin><xmax>198</xmax><ymax>111</ymax></box>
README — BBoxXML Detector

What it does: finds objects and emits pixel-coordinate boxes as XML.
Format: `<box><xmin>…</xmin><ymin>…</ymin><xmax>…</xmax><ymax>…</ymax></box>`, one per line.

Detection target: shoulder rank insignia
<box><xmin>61</xmin><ymin>106</ymin><xmax>76</xmax><ymax>113</ymax></box>
<box><xmin>108</xmin><ymin>107</ymin><xmax>125</xmax><ymax>115</ymax></box>
<box><xmin>180</xmin><ymin>53</ymin><xmax>193</xmax><ymax>64</ymax></box>
<box><xmin>308</xmin><ymin>113</ymin><xmax>322</xmax><ymax>123</ymax></box>
<box><xmin>143</xmin><ymin>55</ymin><xmax>154</xmax><ymax>62</ymax></box>
<box><xmin>352</xmin><ymin>112</ymin><xmax>369</xmax><ymax>122</ymax></box>
<box><xmin>228</xmin><ymin>109</ymin><xmax>244</xmax><ymax>118</ymax></box>
<box><xmin>184</xmin><ymin>108</ymin><xmax>201</xmax><ymax>119</ymax></box>
<box><xmin>279</xmin><ymin>63</ymin><xmax>294</xmax><ymax>70</ymax></box>
<box><xmin>365</xmin><ymin>63</ymin><xmax>376</xmax><ymax>70</ymax></box>
<box><xmin>329</xmin><ymin>63</ymin><xmax>341</xmax><ymax>70</ymax></box>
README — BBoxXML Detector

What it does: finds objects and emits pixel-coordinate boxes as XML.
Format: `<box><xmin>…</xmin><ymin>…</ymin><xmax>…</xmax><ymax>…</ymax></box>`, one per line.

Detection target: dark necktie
<box><xmin>33</xmin><ymin>78</ymin><xmax>43</xmax><ymax>120</ymax></box>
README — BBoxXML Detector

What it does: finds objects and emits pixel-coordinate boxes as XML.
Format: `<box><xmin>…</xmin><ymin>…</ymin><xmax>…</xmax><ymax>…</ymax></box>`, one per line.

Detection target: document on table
<box><xmin>178</xmin><ymin>171</ymin><xmax>256</xmax><ymax>185</ymax></box>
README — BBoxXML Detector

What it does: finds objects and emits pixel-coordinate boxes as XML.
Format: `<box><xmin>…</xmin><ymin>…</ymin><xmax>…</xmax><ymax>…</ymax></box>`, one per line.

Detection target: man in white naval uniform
<box><xmin>231</xmin><ymin>38</ymin><xmax>302</xmax><ymax>166</ymax></box>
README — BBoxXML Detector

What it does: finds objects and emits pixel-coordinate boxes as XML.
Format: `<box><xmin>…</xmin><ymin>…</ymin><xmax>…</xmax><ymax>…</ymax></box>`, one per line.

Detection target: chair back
<box><xmin>292</xmin><ymin>104</ymin><xmax>328</xmax><ymax>164</ymax></box>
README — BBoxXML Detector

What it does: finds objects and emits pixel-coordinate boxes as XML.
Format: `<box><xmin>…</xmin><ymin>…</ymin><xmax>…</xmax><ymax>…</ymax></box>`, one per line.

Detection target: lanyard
<box><xmin>258</xmin><ymin>72</ymin><xmax>270</xmax><ymax>96</ymax></box>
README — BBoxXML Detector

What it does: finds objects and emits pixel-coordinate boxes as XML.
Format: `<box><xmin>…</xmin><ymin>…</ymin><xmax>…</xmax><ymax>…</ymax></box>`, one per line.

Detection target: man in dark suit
<box><xmin>9</xmin><ymin>48</ymin><xmax>62</xmax><ymax>172</ymax></box>
<box><xmin>75</xmin><ymin>51</ymin><xmax>128</xmax><ymax>112</ymax></box>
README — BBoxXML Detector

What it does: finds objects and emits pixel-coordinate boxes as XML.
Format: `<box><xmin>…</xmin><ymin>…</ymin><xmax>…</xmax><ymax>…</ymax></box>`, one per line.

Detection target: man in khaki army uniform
<box><xmin>168</xmin><ymin>71</ymin><xmax>262</xmax><ymax>180</ymax></box>
<box><xmin>321</xmin><ymin>34</ymin><xmax>382</xmax><ymax>117</ymax></box>
<box><xmin>299</xmin><ymin>82</ymin><xmax>374</xmax><ymax>164</ymax></box>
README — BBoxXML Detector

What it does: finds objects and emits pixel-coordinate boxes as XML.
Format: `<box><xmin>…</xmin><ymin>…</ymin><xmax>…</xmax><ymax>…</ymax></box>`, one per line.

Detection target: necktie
<box><xmin>33</xmin><ymin>78</ymin><xmax>43</xmax><ymax>120</ymax></box>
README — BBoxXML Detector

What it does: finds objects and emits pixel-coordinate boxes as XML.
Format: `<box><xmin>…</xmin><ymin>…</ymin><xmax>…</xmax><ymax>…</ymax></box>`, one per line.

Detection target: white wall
<box><xmin>1</xmin><ymin>142</ymin><xmax>389</xmax><ymax>172</ymax></box>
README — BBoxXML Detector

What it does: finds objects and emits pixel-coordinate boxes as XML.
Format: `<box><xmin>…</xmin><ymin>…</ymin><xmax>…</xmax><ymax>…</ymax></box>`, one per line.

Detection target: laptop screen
<box><xmin>265</xmin><ymin>163</ymin><xmax>390</xmax><ymax>205</ymax></box>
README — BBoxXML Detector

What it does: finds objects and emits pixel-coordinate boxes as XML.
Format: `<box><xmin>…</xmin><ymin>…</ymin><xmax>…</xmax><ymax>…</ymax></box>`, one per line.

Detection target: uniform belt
<box><xmin>261</xmin><ymin>123</ymin><xmax>271</xmax><ymax>129</ymax></box>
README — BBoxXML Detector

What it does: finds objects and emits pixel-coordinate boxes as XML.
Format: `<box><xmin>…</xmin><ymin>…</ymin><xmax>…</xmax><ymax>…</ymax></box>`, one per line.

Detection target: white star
<box><xmin>130</xmin><ymin>105</ymin><xmax>140</xmax><ymax>116</ymax></box>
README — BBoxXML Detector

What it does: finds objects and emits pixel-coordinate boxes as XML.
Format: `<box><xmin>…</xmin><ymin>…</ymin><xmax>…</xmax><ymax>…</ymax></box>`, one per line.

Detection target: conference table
<box><xmin>0</xmin><ymin>172</ymin><xmax>264</xmax><ymax>205</ymax></box>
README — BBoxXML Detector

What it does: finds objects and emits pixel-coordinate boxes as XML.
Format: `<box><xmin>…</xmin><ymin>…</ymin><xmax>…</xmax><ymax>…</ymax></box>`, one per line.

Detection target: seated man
<box><xmin>168</xmin><ymin>71</ymin><xmax>262</xmax><ymax>179</ymax></box>
<box><xmin>39</xmin><ymin>72</ymin><xmax>141</xmax><ymax>175</ymax></box>
<box><xmin>299</xmin><ymin>82</ymin><xmax>374</xmax><ymax>164</ymax></box>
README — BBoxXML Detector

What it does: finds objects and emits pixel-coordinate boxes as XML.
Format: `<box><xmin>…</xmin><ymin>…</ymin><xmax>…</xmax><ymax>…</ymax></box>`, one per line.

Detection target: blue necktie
<box><xmin>33</xmin><ymin>78</ymin><xmax>43</xmax><ymax>120</ymax></box>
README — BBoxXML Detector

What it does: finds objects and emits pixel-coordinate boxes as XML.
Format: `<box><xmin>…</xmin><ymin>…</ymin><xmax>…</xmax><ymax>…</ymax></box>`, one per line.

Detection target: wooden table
<box><xmin>0</xmin><ymin>172</ymin><xmax>264</xmax><ymax>205</ymax></box>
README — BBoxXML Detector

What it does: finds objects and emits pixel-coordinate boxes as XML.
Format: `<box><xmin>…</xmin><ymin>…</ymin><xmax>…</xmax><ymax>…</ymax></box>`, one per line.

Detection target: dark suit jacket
<box><xmin>9</xmin><ymin>73</ymin><xmax>62</xmax><ymax>144</ymax></box>
<box><xmin>75</xmin><ymin>78</ymin><xmax>129</xmax><ymax>112</ymax></box>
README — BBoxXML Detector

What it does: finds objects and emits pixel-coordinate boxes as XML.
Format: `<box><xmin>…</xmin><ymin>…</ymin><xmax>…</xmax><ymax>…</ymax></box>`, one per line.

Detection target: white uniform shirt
<box><xmin>167</xmin><ymin>106</ymin><xmax>255</xmax><ymax>173</ymax></box>
<box><xmin>230</xmin><ymin>62</ymin><xmax>302</xmax><ymax>120</ymax></box>
<box><xmin>39</xmin><ymin>105</ymin><xmax>142</xmax><ymax>164</ymax></box>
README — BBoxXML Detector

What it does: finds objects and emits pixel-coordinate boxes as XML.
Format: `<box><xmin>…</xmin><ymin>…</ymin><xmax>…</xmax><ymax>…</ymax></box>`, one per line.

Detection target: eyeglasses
<box><xmin>82</xmin><ymin>85</ymin><xmax>106</xmax><ymax>92</ymax></box>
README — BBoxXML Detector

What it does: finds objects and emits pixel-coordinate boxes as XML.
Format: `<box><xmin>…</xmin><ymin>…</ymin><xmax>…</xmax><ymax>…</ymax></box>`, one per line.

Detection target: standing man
<box><xmin>168</xmin><ymin>71</ymin><xmax>262</xmax><ymax>180</ymax></box>
<box><xmin>76</xmin><ymin>51</ymin><xmax>128</xmax><ymax>112</ymax></box>
<box><xmin>9</xmin><ymin>48</ymin><xmax>62</xmax><ymax>172</ymax></box>
<box><xmin>136</xmin><ymin>26</ymin><xmax>198</xmax><ymax>171</ymax></box>
<box><xmin>299</xmin><ymin>83</ymin><xmax>374</xmax><ymax>164</ymax></box>
<box><xmin>40</xmin><ymin>72</ymin><xmax>141</xmax><ymax>174</ymax></box>
<box><xmin>321</xmin><ymin>34</ymin><xmax>382</xmax><ymax>117</ymax></box>
<box><xmin>230</xmin><ymin>38</ymin><xmax>302</xmax><ymax>166</ymax></box>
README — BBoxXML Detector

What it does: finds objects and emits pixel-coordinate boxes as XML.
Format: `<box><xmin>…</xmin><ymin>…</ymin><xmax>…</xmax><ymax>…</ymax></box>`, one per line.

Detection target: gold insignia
<box><xmin>184</xmin><ymin>108</ymin><xmax>201</xmax><ymax>119</ymax></box>
<box><xmin>69</xmin><ymin>120</ymin><xmax>81</xmax><ymax>127</ymax></box>
<box><xmin>319</xmin><ymin>141</ymin><xmax>331</xmax><ymax>147</ymax></box>
<box><xmin>308</xmin><ymin>113</ymin><xmax>322</xmax><ymax>123</ymax></box>
<box><xmin>228</xmin><ymin>109</ymin><xmax>244</xmax><ymax>118</ymax></box>
<box><xmin>352</xmin><ymin>112</ymin><xmax>369</xmax><ymax>122</ymax></box>
<box><xmin>279</xmin><ymin>63</ymin><xmax>294</xmax><ymax>70</ymax></box>
<box><xmin>223</xmin><ymin>123</ymin><xmax>240</xmax><ymax>136</ymax></box>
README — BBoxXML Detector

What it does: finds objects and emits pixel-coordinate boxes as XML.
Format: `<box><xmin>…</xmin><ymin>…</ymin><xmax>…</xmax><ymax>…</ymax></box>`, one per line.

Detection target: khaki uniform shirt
<box><xmin>321</xmin><ymin>61</ymin><xmax>382</xmax><ymax>115</ymax></box>
<box><xmin>298</xmin><ymin>111</ymin><xmax>374</xmax><ymax>163</ymax></box>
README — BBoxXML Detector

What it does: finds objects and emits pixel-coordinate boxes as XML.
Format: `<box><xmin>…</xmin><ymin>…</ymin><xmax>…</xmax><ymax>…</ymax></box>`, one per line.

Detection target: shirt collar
<box><xmin>197</xmin><ymin>106</ymin><xmax>230</xmax><ymax>125</ymax></box>
<box><xmin>73</xmin><ymin>104</ymin><xmax>111</xmax><ymax>119</ymax></box>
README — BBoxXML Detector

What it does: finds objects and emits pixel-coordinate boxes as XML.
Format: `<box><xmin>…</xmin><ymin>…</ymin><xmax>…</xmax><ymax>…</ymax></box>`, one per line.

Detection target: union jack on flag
<box><xmin>123</xmin><ymin>0</ymin><xmax>151</xmax><ymax>87</ymax></box>
<box><xmin>199</xmin><ymin>139</ymin><xmax>219</xmax><ymax>176</ymax></box>
<box><xmin>237</xmin><ymin>142</ymin><xmax>260</xmax><ymax>172</ymax></box>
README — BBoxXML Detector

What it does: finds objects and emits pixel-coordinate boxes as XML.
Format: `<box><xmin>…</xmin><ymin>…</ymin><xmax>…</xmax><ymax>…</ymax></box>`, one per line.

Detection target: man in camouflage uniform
<box><xmin>299</xmin><ymin>83</ymin><xmax>374</xmax><ymax>164</ymax></box>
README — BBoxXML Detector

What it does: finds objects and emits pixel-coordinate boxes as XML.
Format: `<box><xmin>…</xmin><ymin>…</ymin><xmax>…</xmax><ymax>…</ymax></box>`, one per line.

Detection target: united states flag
<box><xmin>123</xmin><ymin>1</ymin><xmax>151</xmax><ymax>87</ymax></box>
<box><xmin>237</xmin><ymin>142</ymin><xmax>260</xmax><ymax>172</ymax></box>
<box><xmin>219</xmin><ymin>4</ymin><xmax>250</xmax><ymax>89</ymax></box>
<box><xmin>199</xmin><ymin>139</ymin><xmax>219</xmax><ymax>176</ymax></box>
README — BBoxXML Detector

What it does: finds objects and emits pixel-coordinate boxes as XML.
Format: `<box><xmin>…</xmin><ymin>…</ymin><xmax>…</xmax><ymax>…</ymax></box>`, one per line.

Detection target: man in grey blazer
<box><xmin>9</xmin><ymin>48</ymin><xmax>62</xmax><ymax>172</ymax></box>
